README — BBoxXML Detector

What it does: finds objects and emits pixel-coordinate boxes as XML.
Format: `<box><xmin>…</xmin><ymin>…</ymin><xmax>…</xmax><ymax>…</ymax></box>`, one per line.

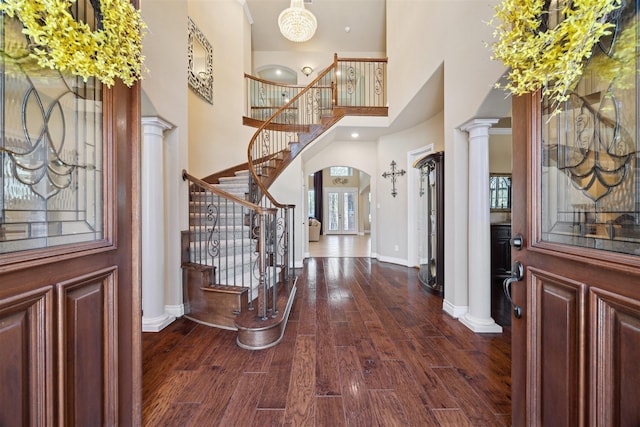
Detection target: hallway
<box><xmin>143</xmin><ymin>257</ymin><xmax>511</xmax><ymax>426</ymax></box>
<box><xmin>308</xmin><ymin>234</ymin><xmax>371</xmax><ymax>257</ymax></box>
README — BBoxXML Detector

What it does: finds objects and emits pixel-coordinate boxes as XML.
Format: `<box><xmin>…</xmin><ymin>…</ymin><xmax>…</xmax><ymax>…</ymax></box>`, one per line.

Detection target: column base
<box><xmin>459</xmin><ymin>312</ymin><xmax>503</xmax><ymax>333</ymax></box>
<box><xmin>142</xmin><ymin>313</ymin><xmax>176</xmax><ymax>332</ymax></box>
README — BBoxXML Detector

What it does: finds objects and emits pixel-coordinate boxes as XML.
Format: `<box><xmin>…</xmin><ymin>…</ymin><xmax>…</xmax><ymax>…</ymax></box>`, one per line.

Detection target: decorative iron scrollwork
<box><xmin>206</xmin><ymin>203</ymin><xmax>219</xmax><ymax>258</ymax></box>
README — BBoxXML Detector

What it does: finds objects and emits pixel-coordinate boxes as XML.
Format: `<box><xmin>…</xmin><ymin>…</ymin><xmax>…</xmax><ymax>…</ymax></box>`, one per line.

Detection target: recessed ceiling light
<box><xmin>351</xmin><ymin>132</ymin><xmax>359</xmax><ymax>138</ymax></box>
<box><xmin>276</xmin><ymin>69</ymin><xmax>282</xmax><ymax>75</ymax></box>
<box><xmin>345</xmin><ymin>26</ymin><xmax>351</xmax><ymax>33</ymax></box>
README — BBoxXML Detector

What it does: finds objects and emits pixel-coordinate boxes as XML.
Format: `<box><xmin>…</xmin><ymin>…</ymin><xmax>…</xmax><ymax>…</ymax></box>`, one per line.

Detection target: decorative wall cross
<box><xmin>382</xmin><ymin>160</ymin><xmax>406</xmax><ymax>198</ymax></box>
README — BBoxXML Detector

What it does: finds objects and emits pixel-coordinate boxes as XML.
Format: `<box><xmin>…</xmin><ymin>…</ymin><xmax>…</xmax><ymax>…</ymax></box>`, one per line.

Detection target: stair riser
<box><xmin>182</xmin><ymin>264</ymin><xmax>249</xmax><ymax>330</ymax></box>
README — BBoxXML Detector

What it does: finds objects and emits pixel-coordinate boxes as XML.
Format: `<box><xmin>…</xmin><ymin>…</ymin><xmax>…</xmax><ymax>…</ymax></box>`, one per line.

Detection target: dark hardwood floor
<box><xmin>143</xmin><ymin>257</ymin><xmax>511</xmax><ymax>426</ymax></box>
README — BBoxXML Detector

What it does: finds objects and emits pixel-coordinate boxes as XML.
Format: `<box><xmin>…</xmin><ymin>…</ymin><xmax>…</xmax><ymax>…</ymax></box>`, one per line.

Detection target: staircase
<box><xmin>181</xmin><ymin>54</ymin><xmax>388</xmax><ymax>350</ymax></box>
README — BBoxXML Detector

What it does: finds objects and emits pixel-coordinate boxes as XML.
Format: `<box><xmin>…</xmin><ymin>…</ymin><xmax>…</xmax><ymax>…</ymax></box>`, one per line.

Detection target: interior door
<box><xmin>510</xmin><ymin>3</ymin><xmax>640</xmax><ymax>425</ymax></box>
<box><xmin>0</xmin><ymin>2</ymin><xmax>141</xmax><ymax>424</ymax></box>
<box><xmin>324</xmin><ymin>188</ymin><xmax>358</xmax><ymax>234</ymax></box>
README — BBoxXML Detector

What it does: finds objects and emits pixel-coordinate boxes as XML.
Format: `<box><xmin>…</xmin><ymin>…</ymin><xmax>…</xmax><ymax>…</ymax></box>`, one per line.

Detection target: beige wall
<box><xmin>490</xmin><ymin>132</ymin><xmax>513</xmax><ymax>174</ymax></box>
<box><xmin>187</xmin><ymin>0</ymin><xmax>254</xmax><ymax>178</ymax></box>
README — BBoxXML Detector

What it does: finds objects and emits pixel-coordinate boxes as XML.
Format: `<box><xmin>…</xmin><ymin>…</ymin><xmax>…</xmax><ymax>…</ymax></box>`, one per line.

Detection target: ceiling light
<box><xmin>278</xmin><ymin>0</ymin><xmax>317</xmax><ymax>43</ymax></box>
<box><xmin>301</xmin><ymin>66</ymin><xmax>313</xmax><ymax>76</ymax></box>
<box><xmin>351</xmin><ymin>132</ymin><xmax>359</xmax><ymax>138</ymax></box>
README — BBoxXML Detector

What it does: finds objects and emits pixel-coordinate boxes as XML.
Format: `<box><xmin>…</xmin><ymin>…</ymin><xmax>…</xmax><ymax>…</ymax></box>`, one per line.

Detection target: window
<box><xmin>490</xmin><ymin>174</ymin><xmax>511</xmax><ymax>211</ymax></box>
<box><xmin>330</xmin><ymin>166</ymin><xmax>352</xmax><ymax>177</ymax></box>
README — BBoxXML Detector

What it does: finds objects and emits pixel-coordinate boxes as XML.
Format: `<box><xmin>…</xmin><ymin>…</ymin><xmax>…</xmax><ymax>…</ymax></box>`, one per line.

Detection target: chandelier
<box><xmin>278</xmin><ymin>0</ymin><xmax>317</xmax><ymax>43</ymax></box>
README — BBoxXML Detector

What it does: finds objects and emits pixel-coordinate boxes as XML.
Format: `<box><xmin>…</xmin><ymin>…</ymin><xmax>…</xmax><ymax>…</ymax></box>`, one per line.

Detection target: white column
<box><xmin>459</xmin><ymin>119</ymin><xmax>502</xmax><ymax>333</ymax></box>
<box><xmin>141</xmin><ymin>116</ymin><xmax>175</xmax><ymax>332</ymax></box>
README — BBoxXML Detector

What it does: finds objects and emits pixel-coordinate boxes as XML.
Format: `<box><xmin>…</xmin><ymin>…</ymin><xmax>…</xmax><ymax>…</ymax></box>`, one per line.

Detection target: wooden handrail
<box><xmin>182</xmin><ymin>169</ymin><xmax>276</xmax><ymax>215</ymax></box>
<box><xmin>247</xmin><ymin>61</ymin><xmax>337</xmax><ymax>209</ymax></box>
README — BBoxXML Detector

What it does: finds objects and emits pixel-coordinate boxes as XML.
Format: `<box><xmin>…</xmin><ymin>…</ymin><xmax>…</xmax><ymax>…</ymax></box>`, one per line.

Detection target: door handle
<box><xmin>503</xmin><ymin>261</ymin><xmax>524</xmax><ymax>319</ymax></box>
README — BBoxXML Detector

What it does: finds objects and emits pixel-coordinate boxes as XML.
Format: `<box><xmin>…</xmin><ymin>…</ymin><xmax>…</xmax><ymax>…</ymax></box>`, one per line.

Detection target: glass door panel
<box><xmin>325</xmin><ymin>188</ymin><xmax>358</xmax><ymax>234</ymax></box>
<box><xmin>1</xmin><ymin>13</ymin><xmax>104</xmax><ymax>255</ymax></box>
<box><xmin>343</xmin><ymin>191</ymin><xmax>356</xmax><ymax>232</ymax></box>
<box><xmin>540</xmin><ymin>5</ymin><xmax>639</xmax><ymax>255</ymax></box>
<box><xmin>327</xmin><ymin>191</ymin><xmax>340</xmax><ymax>232</ymax></box>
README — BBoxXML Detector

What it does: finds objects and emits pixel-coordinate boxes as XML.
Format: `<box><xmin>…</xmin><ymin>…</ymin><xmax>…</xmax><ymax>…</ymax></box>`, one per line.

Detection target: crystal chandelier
<box><xmin>278</xmin><ymin>0</ymin><xmax>317</xmax><ymax>43</ymax></box>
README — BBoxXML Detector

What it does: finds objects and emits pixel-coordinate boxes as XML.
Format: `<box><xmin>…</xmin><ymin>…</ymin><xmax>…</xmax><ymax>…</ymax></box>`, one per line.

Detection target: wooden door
<box><xmin>0</xmin><ymin>3</ymin><xmax>141</xmax><ymax>425</ymax></box>
<box><xmin>510</xmin><ymin>3</ymin><xmax>640</xmax><ymax>425</ymax></box>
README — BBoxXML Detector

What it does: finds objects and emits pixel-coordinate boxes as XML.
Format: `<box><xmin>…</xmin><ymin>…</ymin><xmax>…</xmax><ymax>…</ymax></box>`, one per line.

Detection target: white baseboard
<box><xmin>376</xmin><ymin>255</ymin><xmax>409</xmax><ymax>266</ymax></box>
<box><xmin>442</xmin><ymin>299</ymin><xmax>468</xmax><ymax>319</ymax></box>
<box><xmin>165</xmin><ymin>304</ymin><xmax>184</xmax><ymax>317</ymax></box>
<box><xmin>142</xmin><ymin>313</ymin><xmax>176</xmax><ymax>332</ymax></box>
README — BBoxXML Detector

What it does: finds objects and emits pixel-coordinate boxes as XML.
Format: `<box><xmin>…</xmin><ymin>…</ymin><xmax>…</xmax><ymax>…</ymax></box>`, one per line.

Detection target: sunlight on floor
<box><xmin>308</xmin><ymin>234</ymin><xmax>371</xmax><ymax>257</ymax></box>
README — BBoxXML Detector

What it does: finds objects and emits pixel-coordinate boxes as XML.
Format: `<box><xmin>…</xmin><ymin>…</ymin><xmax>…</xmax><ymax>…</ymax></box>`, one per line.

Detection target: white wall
<box><xmin>387</xmin><ymin>0</ymin><xmax>504</xmax><ymax>315</ymax></box>
<box><xmin>376</xmin><ymin>118</ymin><xmax>443</xmax><ymax>265</ymax></box>
<box><xmin>141</xmin><ymin>0</ymin><xmax>190</xmax><ymax>314</ymax></box>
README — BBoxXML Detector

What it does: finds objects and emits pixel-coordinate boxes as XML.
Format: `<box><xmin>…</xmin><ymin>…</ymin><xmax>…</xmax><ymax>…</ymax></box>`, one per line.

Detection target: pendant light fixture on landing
<box><xmin>278</xmin><ymin>0</ymin><xmax>317</xmax><ymax>42</ymax></box>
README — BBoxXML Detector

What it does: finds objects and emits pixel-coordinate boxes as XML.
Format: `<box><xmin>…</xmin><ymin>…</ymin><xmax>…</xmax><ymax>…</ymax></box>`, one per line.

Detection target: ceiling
<box><xmin>243</xmin><ymin>0</ymin><xmax>449</xmax><ymax>145</ymax></box>
<box><xmin>244</xmin><ymin>0</ymin><xmax>386</xmax><ymax>53</ymax></box>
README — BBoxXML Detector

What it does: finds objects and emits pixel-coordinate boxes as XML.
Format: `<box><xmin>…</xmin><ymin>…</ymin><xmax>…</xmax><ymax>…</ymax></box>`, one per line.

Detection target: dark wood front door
<box><xmin>0</xmin><ymin>3</ymin><xmax>141</xmax><ymax>424</ymax></box>
<box><xmin>510</xmin><ymin>3</ymin><xmax>640</xmax><ymax>425</ymax></box>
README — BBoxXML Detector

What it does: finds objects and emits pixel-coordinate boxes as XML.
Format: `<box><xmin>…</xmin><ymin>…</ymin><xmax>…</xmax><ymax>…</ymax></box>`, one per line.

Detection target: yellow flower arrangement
<box><xmin>0</xmin><ymin>0</ymin><xmax>146</xmax><ymax>87</ymax></box>
<box><xmin>588</xmin><ymin>20</ymin><xmax>638</xmax><ymax>91</ymax></box>
<box><xmin>490</xmin><ymin>0</ymin><xmax>622</xmax><ymax>111</ymax></box>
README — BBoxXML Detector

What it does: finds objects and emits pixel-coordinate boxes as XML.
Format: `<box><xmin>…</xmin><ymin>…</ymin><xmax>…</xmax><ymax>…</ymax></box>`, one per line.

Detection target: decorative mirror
<box><xmin>188</xmin><ymin>17</ymin><xmax>213</xmax><ymax>104</ymax></box>
<box><xmin>490</xmin><ymin>174</ymin><xmax>512</xmax><ymax>211</ymax></box>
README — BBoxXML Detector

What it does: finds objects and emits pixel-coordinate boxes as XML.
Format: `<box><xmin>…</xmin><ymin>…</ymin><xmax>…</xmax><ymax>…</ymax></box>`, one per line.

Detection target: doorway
<box><xmin>308</xmin><ymin>166</ymin><xmax>371</xmax><ymax>257</ymax></box>
<box><xmin>324</xmin><ymin>188</ymin><xmax>358</xmax><ymax>234</ymax></box>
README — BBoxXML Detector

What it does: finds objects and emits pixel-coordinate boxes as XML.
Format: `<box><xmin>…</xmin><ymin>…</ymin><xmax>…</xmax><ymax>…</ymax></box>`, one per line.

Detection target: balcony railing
<box><xmin>245</xmin><ymin>54</ymin><xmax>388</xmax><ymax>124</ymax></box>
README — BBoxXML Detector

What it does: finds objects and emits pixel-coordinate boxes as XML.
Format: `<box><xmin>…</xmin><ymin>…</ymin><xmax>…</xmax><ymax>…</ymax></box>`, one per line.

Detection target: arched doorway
<box><xmin>307</xmin><ymin>166</ymin><xmax>371</xmax><ymax>257</ymax></box>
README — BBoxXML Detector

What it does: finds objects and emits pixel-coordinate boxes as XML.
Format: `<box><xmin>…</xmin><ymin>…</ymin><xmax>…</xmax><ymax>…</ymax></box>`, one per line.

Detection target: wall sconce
<box><xmin>301</xmin><ymin>66</ymin><xmax>314</xmax><ymax>76</ymax></box>
<box><xmin>382</xmin><ymin>160</ymin><xmax>406</xmax><ymax>198</ymax></box>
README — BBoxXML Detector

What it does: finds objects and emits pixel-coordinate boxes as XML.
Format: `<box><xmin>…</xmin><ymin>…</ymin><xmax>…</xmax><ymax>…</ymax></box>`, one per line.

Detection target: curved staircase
<box><xmin>181</xmin><ymin>55</ymin><xmax>388</xmax><ymax>349</ymax></box>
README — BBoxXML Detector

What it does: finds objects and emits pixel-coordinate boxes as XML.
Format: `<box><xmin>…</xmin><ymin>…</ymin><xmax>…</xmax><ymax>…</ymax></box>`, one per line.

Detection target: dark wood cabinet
<box><xmin>491</xmin><ymin>223</ymin><xmax>512</xmax><ymax>280</ymax></box>
<box><xmin>415</xmin><ymin>152</ymin><xmax>444</xmax><ymax>295</ymax></box>
<box><xmin>491</xmin><ymin>223</ymin><xmax>511</xmax><ymax>326</ymax></box>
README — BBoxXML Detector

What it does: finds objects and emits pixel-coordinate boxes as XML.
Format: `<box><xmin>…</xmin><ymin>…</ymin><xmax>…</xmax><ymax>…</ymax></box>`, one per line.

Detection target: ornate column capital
<box><xmin>459</xmin><ymin>118</ymin><xmax>499</xmax><ymax>138</ymax></box>
<box><xmin>142</xmin><ymin>116</ymin><xmax>175</xmax><ymax>137</ymax></box>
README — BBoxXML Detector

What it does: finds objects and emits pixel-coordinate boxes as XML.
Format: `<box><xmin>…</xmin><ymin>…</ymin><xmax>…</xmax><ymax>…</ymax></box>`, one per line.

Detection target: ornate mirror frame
<box><xmin>187</xmin><ymin>17</ymin><xmax>213</xmax><ymax>104</ymax></box>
